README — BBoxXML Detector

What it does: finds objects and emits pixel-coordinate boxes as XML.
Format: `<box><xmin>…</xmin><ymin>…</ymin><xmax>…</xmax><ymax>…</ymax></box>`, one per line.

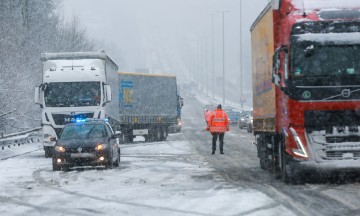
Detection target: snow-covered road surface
<box><xmin>1</xmin><ymin>95</ymin><xmax>360</xmax><ymax>216</ymax></box>
<box><xmin>0</xmin><ymin>133</ymin><xmax>294</xmax><ymax>216</ymax></box>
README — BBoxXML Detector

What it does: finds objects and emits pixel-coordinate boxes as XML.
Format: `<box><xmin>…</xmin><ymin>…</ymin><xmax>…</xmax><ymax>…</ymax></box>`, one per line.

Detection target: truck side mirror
<box><xmin>271</xmin><ymin>0</ymin><xmax>281</xmax><ymax>10</ymax></box>
<box><xmin>272</xmin><ymin>70</ymin><xmax>282</xmax><ymax>87</ymax></box>
<box><xmin>112</xmin><ymin>131</ymin><xmax>121</xmax><ymax>139</ymax></box>
<box><xmin>34</xmin><ymin>86</ymin><xmax>40</xmax><ymax>104</ymax></box>
<box><xmin>272</xmin><ymin>46</ymin><xmax>288</xmax><ymax>90</ymax></box>
<box><xmin>34</xmin><ymin>86</ymin><xmax>43</xmax><ymax>108</ymax></box>
<box><xmin>105</xmin><ymin>85</ymin><xmax>112</xmax><ymax>102</ymax></box>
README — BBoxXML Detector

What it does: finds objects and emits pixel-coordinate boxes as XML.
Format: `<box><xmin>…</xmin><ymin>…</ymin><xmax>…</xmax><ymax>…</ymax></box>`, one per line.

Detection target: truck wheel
<box><xmin>105</xmin><ymin>156</ymin><xmax>114</xmax><ymax>169</ymax></box>
<box><xmin>258</xmin><ymin>135</ymin><xmax>268</xmax><ymax>170</ymax></box>
<box><xmin>247</xmin><ymin>124</ymin><xmax>253</xmax><ymax>133</ymax></box>
<box><xmin>280</xmin><ymin>146</ymin><xmax>303</xmax><ymax>184</ymax></box>
<box><xmin>44</xmin><ymin>147</ymin><xmax>53</xmax><ymax>158</ymax></box>
<box><xmin>259</xmin><ymin>146</ymin><xmax>268</xmax><ymax>170</ymax></box>
<box><xmin>114</xmin><ymin>149</ymin><xmax>120</xmax><ymax>167</ymax></box>
<box><xmin>144</xmin><ymin>135</ymin><xmax>150</xmax><ymax>142</ymax></box>
<box><xmin>52</xmin><ymin>159</ymin><xmax>61</xmax><ymax>171</ymax></box>
<box><xmin>124</xmin><ymin>134</ymin><xmax>133</xmax><ymax>143</ymax></box>
<box><xmin>281</xmin><ymin>147</ymin><xmax>291</xmax><ymax>183</ymax></box>
<box><xmin>160</xmin><ymin>127</ymin><xmax>167</xmax><ymax>141</ymax></box>
<box><xmin>156</xmin><ymin>129</ymin><xmax>162</xmax><ymax>141</ymax></box>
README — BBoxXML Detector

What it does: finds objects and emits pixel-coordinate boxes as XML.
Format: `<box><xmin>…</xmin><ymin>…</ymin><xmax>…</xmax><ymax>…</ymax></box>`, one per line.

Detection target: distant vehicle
<box><xmin>52</xmin><ymin>119</ymin><xmax>121</xmax><ymax>171</ymax></box>
<box><xmin>169</xmin><ymin>118</ymin><xmax>182</xmax><ymax>133</ymax></box>
<box><xmin>246</xmin><ymin>111</ymin><xmax>253</xmax><ymax>133</ymax></box>
<box><xmin>117</xmin><ymin>72</ymin><xmax>179</xmax><ymax>142</ymax></box>
<box><xmin>227</xmin><ymin>110</ymin><xmax>241</xmax><ymax>124</ymax></box>
<box><xmin>204</xmin><ymin>103</ymin><xmax>216</xmax><ymax>111</ymax></box>
<box><xmin>169</xmin><ymin>95</ymin><xmax>183</xmax><ymax>133</ymax></box>
<box><xmin>239</xmin><ymin>110</ymin><xmax>252</xmax><ymax>129</ymax></box>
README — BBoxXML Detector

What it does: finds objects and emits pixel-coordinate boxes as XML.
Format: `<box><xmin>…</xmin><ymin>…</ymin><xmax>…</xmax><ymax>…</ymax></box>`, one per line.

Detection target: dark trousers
<box><xmin>212</xmin><ymin>132</ymin><xmax>224</xmax><ymax>152</ymax></box>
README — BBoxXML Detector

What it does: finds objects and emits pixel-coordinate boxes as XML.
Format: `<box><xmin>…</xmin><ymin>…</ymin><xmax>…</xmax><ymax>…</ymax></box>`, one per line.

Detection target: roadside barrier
<box><xmin>0</xmin><ymin>128</ymin><xmax>42</xmax><ymax>150</ymax></box>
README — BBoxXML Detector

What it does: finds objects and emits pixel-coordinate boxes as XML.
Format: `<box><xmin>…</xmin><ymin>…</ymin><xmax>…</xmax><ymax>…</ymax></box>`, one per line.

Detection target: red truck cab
<box><xmin>251</xmin><ymin>0</ymin><xmax>360</xmax><ymax>183</ymax></box>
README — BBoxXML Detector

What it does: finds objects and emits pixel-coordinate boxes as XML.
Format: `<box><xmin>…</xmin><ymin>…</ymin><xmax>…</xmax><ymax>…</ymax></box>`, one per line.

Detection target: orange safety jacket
<box><xmin>205</xmin><ymin>110</ymin><xmax>212</xmax><ymax>123</ymax></box>
<box><xmin>208</xmin><ymin>109</ymin><xmax>229</xmax><ymax>133</ymax></box>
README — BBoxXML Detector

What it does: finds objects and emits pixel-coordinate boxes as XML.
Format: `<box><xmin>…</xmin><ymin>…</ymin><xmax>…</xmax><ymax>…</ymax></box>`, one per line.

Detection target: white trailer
<box><xmin>34</xmin><ymin>51</ymin><xmax>119</xmax><ymax>157</ymax></box>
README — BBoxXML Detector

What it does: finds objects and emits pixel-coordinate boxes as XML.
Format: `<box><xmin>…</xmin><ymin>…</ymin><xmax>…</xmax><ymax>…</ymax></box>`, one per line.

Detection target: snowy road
<box><xmin>184</xmin><ymin>97</ymin><xmax>360</xmax><ymax>216</ymax></box>
<box><xmin>1</xmin><ymin>97</ymin><xmax>360</xmax><ymax>216</ymax></box>
<box><xmin>0</xmin><ymin>135</ymin><xmax>289</xmax><ymax>216</ymax></box>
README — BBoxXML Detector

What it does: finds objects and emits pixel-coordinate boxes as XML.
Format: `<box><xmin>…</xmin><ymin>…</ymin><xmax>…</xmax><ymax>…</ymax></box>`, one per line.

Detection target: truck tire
<box><xmin>259</xmin><ymin>145</ymin><xmax>268</xmax><ymax>170</ymax></box>
<box><xmin>280</xmin><ymin>145</ymin><xmax>303</xmax><ymax>184</ymax></box>
<box><xmin>52</xmin><ymin>159</ymin><xmax>61</xmax><ymax>171</ymax></box>
<box><xmin>156</xmin><ymin>129</ymin><xmax>162</xmax><ymax>141</ymax></box>
<box><xmin>160</xmin><ymin>127</ymin><xmax>167</xmax><ymax>141</ymax></box>
<box><xmin>124</xmin><ymin>134</ymin><xmax>133</xmax><ymax>143</ymax></box>
<box><xmin>105</xmin><ymin>154</ymin><xmax>114</xmax><ymax>169</ymax></box>
<box><xmin>258</xmin><ymin>135</ymin><xmax>271</xmax><ymax>170</ymax></box>
<box><xmin>44</xmin><ymin>147</ymin><xmax>53</xmax><ymax>158</ymax></box>
<box><xmin>247</xmin><ymin>124</ymin><xmax>253</xmax><ymax>133</ymax></box>
<box><xmin>144</xmin><ymin>135</ymin><xmax>150</xmax><ymax>142</ymax></box>
<box><xmin>114</xmin><ymin>149</ymin><xmax>120</xmax><ymax>167</ymax></box>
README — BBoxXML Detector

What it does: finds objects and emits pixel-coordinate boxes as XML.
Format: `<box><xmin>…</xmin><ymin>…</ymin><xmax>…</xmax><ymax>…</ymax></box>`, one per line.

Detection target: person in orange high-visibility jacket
<box><xmin>204</xmin><ymin>109</ymin><xmax>212</xmax><ymax>126</ymax></box>
<box><xmin>206</xmin><ymin>104</ymin><xmax>229</xmax><ymax>155</ymax></box>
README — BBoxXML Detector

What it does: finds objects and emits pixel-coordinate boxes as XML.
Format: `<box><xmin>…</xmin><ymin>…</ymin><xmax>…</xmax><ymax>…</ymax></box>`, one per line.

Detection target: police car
<box><xmin>51</xmin><ymin>118</ymin><xmax>121</xmax><ymax>171</ymax></box>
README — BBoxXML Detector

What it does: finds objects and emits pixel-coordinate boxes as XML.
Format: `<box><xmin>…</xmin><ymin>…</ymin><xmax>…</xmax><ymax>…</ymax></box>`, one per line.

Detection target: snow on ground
<box><xmin>0</xmin><ymin>134</ymin><xmax>295</xmax><ymax>216</ymax></box>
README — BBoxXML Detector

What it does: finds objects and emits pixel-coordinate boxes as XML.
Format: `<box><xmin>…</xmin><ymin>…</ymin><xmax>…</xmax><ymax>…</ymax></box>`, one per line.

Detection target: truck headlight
<box><xmin>55</xmin><ymin>146</ymin><xmax>65</xmax><ymax>153</ymax></box>
<box><xmin>95</xmin><ymin>144</ymin><xmax>108</xmax><ymax>151</ymax></box>
<box><xmin>289</xmin><ymin>127</ymin><xmax>308</xmax><ymax>158</ymax></box>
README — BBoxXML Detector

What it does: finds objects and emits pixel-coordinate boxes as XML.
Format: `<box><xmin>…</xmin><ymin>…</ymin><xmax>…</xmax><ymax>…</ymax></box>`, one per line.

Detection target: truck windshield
<box><xmin>44</xmin><ymin>82</ymin><xmax>101</xmax><ymax>107</ymax></box>
<box><xmin>291</xmin><ymin>43</ymin><xmax>360</xmax><ymax>78</ymax></box>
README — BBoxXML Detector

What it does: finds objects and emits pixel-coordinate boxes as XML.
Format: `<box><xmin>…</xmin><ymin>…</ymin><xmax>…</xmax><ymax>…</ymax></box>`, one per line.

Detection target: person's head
<box><xmin>217</xmin><ymin>104</ymin><xmax>222</xmax><ymax>109</ymax></box>
<box><xmin>205</xmin><ymin>109</ymin><xmax>209</xmax><ymax>112</ymax></box>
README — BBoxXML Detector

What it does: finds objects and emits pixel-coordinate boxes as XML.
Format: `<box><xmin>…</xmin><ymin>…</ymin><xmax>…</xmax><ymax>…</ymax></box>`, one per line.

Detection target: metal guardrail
<box><xmin>0</xmin><ymin>128</ymin><xmax>42</xmax><ymax>150</ymax></box>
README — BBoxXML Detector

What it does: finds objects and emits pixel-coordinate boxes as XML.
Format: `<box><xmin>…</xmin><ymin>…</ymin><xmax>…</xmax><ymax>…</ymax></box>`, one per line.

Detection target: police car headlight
<box><xmin>55</xmin><ymin>146</ymin><xmax>65</xmax><ymax>153</ymax></box>
<box><xmin>95</xmin><ymin>144</ymin><xmax>108</xmax><ymax>151</ymax></box>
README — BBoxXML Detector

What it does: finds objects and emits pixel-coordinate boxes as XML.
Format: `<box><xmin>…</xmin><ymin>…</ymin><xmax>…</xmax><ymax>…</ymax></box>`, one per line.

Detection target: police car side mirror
<box><xmin>112</xmin><ymin>131</ymin><xmax>121</xmax><ymax>139</ymax></box>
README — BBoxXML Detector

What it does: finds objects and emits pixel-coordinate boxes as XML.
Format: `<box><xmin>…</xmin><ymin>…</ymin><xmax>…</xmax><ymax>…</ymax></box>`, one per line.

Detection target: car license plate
<box><xmin>71</xmin><ymin>153</ymin><xmax>95</xmax><ymax>158</ymax></box>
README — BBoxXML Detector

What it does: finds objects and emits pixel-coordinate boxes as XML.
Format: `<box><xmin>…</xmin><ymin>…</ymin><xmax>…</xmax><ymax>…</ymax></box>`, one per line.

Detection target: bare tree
<box><xmin>0</xmin><ymin>0</ymin><xmax>95</xmax><ymax>133</ymax></box>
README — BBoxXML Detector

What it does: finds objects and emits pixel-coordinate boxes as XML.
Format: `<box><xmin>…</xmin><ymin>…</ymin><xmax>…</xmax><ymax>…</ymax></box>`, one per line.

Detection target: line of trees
<box><xmin>0</xmin><ymin>0</ymin><xmax>95</xmax><ymax>134</ymax></box>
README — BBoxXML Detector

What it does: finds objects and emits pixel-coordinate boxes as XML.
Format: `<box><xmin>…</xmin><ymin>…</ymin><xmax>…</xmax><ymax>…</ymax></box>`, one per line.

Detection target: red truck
<box><xmin>251</xmin><ymin>0</ymin><xmax>360</xmax><ymax>183</ymax></box>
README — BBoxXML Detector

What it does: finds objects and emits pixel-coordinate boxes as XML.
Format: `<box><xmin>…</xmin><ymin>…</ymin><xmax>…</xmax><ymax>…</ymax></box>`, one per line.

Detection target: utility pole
<box><xmin>205</xmin><ymin>37</ymin><xmax>209</xmax><ymax>96</ymax></box>
<box><xmin>239</xmin><ymin>0</ymin><xmax>244</xmax><ymax>108</ymax></box>
<box><xmin>208</xmin><ymin>14</ymin><xmax>217</xmax><ymax>100</ymax></box>
<box><xmin>219</xmin><ymin>11</ymin><xmax>230</xmax><ymax>105</ymax></box>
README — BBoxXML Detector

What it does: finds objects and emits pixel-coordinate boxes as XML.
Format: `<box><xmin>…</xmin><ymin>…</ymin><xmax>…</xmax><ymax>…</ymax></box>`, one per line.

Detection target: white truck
<box><xmin>34</xmin><ymin>51</ymin><xmax>119</xmax><ymax>157</ymax></box>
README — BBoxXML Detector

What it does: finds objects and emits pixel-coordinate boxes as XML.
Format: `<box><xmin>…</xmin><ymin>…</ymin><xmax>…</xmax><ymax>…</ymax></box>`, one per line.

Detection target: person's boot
<box><xmin>220</xmin><ymin>150</ymin><xmax>224</xmax><ymax>154</ymax></box>
<box><xmin>212</xmin><ymin>151</ymin><xmax>215</xmax><ymax>155</ymax></box>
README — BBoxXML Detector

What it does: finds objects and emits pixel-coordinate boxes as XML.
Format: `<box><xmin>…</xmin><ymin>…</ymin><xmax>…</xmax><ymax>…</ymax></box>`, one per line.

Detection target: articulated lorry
<box><xmin>34</xmin><ymin>51</ymin><xmax>119</xmax><ymax>157</ymax></box>
<box><xmin>117</xmin><ymin>72</ymin><xmax>179</xmax><ymax>142</ymax></box>
<box><xmin>251</xmin><ymin>0</ymin><xmax>360</xmax><ymax>183</ymax></box>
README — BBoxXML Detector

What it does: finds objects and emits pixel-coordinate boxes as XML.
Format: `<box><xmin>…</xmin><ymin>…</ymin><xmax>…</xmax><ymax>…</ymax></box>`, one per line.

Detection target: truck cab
<box><xmin>34</xmin><ymin>52</ymin><xmax>117</xmax><ymax>157</ymax></box>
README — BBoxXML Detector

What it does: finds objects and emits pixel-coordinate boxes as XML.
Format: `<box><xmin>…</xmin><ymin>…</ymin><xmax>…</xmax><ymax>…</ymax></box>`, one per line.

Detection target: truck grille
<box><xmin>52</xmin><ymin>113</ymin><xmax>94</xmax><ymax>125</ymax></box>
<box><xmin>306</xmin><ymin>111</ymin><xmax>360</xmax><ymax>160</ymax></box>
<box><xmin>326</xmin><ymin>151</ymin><xmax>360</xmax><ymax>159</ymax></box>
<box><xmin>305</xmin><ymin>110</ymin><xmax>360</xmax><ymax>130</ymax></box>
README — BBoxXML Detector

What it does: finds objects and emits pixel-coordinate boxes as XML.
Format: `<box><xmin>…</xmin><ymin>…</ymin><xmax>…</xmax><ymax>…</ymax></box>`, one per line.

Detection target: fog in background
<box><xmin>63</xmin><ymin>0</ymin><xmax>269</xmax><ymax>106</ymax></box>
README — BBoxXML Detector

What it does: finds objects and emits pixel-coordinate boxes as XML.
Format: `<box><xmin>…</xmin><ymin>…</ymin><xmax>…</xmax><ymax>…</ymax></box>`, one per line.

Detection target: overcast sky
<box><xmin>62</xmin><ymin>0</ymin><xmax>269</xmax><ymax>97</ymax></box>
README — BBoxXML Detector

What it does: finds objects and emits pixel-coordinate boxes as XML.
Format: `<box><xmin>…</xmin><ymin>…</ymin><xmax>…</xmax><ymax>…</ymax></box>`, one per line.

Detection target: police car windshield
<box><xmin>60</xmin><ymin>124</ymin><xmax>107</xmax><ymax>139</ymax></box>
